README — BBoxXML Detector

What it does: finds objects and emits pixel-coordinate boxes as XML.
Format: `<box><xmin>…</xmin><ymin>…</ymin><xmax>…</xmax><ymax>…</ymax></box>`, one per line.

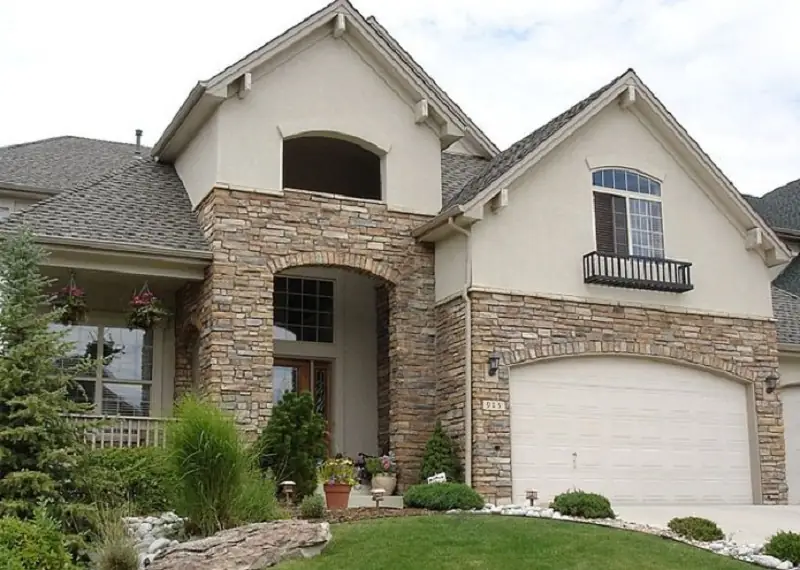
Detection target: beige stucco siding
<box><xmin>470</xmin><ymin>104</ymin><xmax>774</xmax><ymax>318</ymax></box>
<box><xmin>175</xmin><ymin>113</ymin><xmax>219</xmax><ymax>207</ymax></box>
<box><xmin>435</xmin><ymin>232</ymin><xmax>467</xmax><ymax>301</ymax></box>
<box><xmin>202</xmin><ymin>34</ymin><xmax>442</xmax><ymax>214</ymax></box>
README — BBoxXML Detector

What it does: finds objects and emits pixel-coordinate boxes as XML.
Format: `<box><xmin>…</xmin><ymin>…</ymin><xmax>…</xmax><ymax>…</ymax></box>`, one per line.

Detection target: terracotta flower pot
<box><xmin>372</xmin><ymin>474</ymin><xmax>397</xmax><ymax>496</ymax></box>
<box><xmin>323</xmin><ymin>482</ymin><xmax>352</xmax><ymax>509</ymax></box>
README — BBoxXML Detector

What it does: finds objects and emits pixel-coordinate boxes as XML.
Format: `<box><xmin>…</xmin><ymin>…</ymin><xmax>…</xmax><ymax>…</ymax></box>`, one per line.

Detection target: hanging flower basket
<box><xmin>127</xmin><ymin>284</ymin><xmax>169</xmax><ymax>330</ymax></box>
<box><xmin>52</xmin><ymin>274</ymin><xmax>87</xmax><ymax>326</ymax></box>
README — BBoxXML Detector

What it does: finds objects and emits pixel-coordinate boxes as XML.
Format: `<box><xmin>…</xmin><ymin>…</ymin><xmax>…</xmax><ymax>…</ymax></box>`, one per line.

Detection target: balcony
<box><xmin>71</xmin><ymin>414</ymin><xmax>172</xmax><ymax>449</ymax></box>
<box><xmin>582</xmin><ymin>251</ymin><xmax>693</xmax><ymax>293</ymax></box>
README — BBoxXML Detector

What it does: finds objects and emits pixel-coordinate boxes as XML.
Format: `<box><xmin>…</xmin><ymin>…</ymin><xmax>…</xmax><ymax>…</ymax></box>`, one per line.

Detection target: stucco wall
<box><xmin>435</xmin><ymin>233</ymin><xmax>467</xmax><ymax>301</ymax></box>
<box><xmin>194</xmin><ymin>33</ymin><xmax>443</xmax><ymax>214</ymax></box>
<box><xmin>175</xmin><ymin>113</ymin><xmax>219</xmax><ymax>208</ymax></box>
<box><xmin>470</xmin><ymin>104</ymin><xmax>774</xmax><ymax>318</ymax></box>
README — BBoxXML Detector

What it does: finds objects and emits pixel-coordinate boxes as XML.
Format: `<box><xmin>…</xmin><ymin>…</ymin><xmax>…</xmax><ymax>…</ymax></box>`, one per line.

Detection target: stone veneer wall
<box><xmin>464</xmin><ymin>290</ymin><xmax>786</xmax><ymax>504</ymax></box>
<box><xmin>435</xmin><ymin>296</ymin><xmax>467</xmax><ymax>456</ymax></box>
<box><xmin>185</xmin><ymin>187</ymin><xmax>437</xmax><ymax>486</ymax></box>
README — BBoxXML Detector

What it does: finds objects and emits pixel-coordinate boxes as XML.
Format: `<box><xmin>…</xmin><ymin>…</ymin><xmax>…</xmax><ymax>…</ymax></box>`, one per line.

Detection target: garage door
<box><xmin>510</xmin><ymin>356</ymin><xmax>754</xmax><ymax>505</ymax></box>
<box><xmin>783</xmin><ymin>387</ymin><xmax>800</xmax><ymax>504</ymax></box>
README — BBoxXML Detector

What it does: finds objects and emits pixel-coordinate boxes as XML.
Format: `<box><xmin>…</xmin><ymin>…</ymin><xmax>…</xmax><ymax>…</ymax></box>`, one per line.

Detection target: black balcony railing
<box><xmin>583</xmin><ymin>251</ymin><xmax>693</xmax><ymax>293</ymax></box>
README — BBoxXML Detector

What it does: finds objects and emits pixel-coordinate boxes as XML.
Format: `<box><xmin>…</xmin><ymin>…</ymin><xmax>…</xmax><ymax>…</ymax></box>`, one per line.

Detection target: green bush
<box><xmin>667</xmin><ymin>516</ymin><xmax>724</xmax><ymax>542</ymax></box>
<box><xmin>94</xmin><ymin>511</ymin><xmax>138</xmax><ymax>570</ymax></box>
<box><xmin>168</xmin><ymin>396</ymin><xmax>278</xmax><ymax>536</ymax></box>
<box><xmin>299</xmin><ymin>495</ymin><xmax>326</xmax><ymax>519</ymax></box>
<box><xmin>403</xmin><ymin>483</ymin><xmax>484</xmax><ymax>511</ymax></box>
<box><xmin>256</xmin><ymin>392</ymin><xmax>327</xmax><ymax>499</ymax></box>
<box><xmin>550</xmin><ymin>490</ymin><xmax>615</xmax><ymax>519</ymax></box>
<box><xmin>0</xmin><ymin>511</ymin><xmax>77</xmax><ymax>570</ymax></box>
<box><xmin>764</xmin><ymin>531</ymin><xmax>800</xmax><ymax>565</ymax></box>
<box><xmin>419</xmin><ymin>421</ymin><xmax>462</xmax><ymax>483</ymax></box>
<box><xmin>77</xmin><ymin>447</ymin><xmax>176</xmax><ymax>515</ymax></box>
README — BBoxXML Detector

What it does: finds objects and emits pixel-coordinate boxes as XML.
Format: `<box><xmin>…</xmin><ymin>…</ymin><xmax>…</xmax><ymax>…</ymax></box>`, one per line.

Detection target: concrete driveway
<box><xmin>615</xmin><ymin>505</ymin><xmax>800</xmax><ymax>544</ymax></box>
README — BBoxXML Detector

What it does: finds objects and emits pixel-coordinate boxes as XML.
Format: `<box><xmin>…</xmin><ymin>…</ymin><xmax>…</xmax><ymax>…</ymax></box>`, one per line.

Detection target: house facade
<box><xmin>0</xmin><ymin>0</ymin><xmax>794</xmax><ymax>505</ymax></box>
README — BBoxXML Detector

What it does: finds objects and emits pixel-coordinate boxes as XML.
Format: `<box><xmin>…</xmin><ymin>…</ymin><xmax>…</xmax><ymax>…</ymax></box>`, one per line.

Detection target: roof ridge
<box><xmin>0</xmin><ymin>134</ymin><xmax>146</xmax><ymax>151</ymax></box>
<box><xmin>0</xmin><ymin>135</ymin><xmax>72</xmax><ymax>151</ymax></box>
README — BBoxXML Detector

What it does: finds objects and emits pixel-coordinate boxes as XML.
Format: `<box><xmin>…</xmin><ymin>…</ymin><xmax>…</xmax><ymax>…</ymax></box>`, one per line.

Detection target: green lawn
<box><xmin>282</xmin><ymin>515</ymin><xmax>754</xmax><ymax>570</ymax></box>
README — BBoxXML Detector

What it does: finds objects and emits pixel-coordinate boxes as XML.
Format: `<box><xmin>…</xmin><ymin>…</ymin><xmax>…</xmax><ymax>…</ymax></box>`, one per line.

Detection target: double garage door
<box><xmin>510</xmin><ymin>356</ymin><xmax>755</xmax><ymax>505</ymax></box>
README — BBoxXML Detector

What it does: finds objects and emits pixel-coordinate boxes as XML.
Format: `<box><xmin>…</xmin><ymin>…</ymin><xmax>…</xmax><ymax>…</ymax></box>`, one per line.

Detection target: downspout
<box><xmin>447</xmin><ymin>217</ymin><xmax>473</xmax><ymax>487</ymax></box>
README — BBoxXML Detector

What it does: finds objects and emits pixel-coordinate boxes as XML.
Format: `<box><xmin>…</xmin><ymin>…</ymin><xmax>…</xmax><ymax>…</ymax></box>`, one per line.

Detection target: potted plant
<box><xmin>318</xmin><ymin>456</ymin><xmax>356</xmax><ymax>509</ymax></box>
<box><xmin>52</xmin><ymin>275</ymin><xmax>86</xmax><ymax>326</ymax></box>
<box><xmin>127</xmin><ymin>284</ymin><xmax>169</xmax><ymax>330</ymax></box>
<box><xmin>366</xmin><ymin>451</ymin><xmax>397</xmax><ymax>495</ymax></box>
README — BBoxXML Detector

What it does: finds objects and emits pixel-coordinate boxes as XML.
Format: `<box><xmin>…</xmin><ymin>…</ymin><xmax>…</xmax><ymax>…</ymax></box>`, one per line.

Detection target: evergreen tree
<box><xmin>419</xmin><ymin>420</ymin><xmax>463</xmax><ymax>483</ymax></box>
<box><xmin>0</xmin><ymin>229</ymin><xmax>90</xmax><ymax>522</ymax></box>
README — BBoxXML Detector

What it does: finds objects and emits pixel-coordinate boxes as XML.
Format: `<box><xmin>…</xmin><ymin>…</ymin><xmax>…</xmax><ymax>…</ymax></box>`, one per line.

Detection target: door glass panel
<box><xmin>313</xmin><ymin>366</ymin><xmax>327</xmax><ymax>419</ymax></box>
<box><xmin>273</xmin><ymin>365</ymin><xmax>298</xmax><ymax>404</ymax></box>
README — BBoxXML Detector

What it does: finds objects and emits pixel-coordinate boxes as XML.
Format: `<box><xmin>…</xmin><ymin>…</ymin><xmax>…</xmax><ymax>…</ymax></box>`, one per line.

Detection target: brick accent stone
<box><xmin>468</xmin><ymin>291</ymin><xmax>786</xmax><ymax>504</ymax></box>
<box><xmin>186</xmin><ymin>188</ymin><xmax>437</xmax><ymax>487</ymax></box>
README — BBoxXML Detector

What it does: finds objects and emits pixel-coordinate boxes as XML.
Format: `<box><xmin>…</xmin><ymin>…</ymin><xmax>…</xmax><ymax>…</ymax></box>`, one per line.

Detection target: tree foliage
<box><xmin>419</xmin><ymin>420</ymin><xmax>462</xmax><ymax>483</ymax></box>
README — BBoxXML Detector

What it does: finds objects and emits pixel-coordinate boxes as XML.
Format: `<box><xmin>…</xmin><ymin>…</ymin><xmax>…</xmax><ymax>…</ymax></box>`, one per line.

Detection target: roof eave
<box><xmin>16</xmin><ymin>233</ymin><xmax>213</xmax><ymax>262</ymax></box>
<box><xmin>0</xmin><ymin>181</ymin><xmax>61</xmax><ymax>197</ymax></box>
<box><xmin>151</xmin><ymin>82</ymin><xmax>209</xmax><ymax>160</ymax></box>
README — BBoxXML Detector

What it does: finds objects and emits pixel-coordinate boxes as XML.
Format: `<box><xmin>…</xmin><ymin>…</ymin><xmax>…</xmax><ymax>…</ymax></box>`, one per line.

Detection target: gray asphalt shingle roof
<box><xmin>442</xmin><ymin>70</ymin><xmax>630</xmax><ymax>210</ymax></box>
<box><xmin>745</xmin><ymin>179</ymin><xmax>800</xmax><ymax>234</ymax></box>
<box><xmin>1</xmin><ymin>157</ymin><xmax>208</xmax><ymax>253</ymax></box>
<box><xmin>772</xmin><ymin>286</ymin><xmax>800</xmax><ymax>345</ymax></box>
<box><xmin>441</xmin><ymin>153</ymin><xmax>490</xmax><ymax>205</ymax></box>
<box><xmin>0</xmin><ymin>136</ymin><xmax>146</xmax><ymax>192</ymax></box>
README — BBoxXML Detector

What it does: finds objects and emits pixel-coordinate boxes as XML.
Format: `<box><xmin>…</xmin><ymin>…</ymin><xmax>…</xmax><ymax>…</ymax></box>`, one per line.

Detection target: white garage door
<box><xmin>510</xmin><ymin>356</ymin><xmax>754</xmax><ymax>505</ymax></box>
<box><xmin>783</xmin><ymin>387</ymin><xmax>800</xmax><ymax>505</ymax></box>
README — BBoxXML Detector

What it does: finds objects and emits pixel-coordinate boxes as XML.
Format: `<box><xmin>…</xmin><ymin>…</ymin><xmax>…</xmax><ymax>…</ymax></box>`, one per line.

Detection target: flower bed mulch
<box><xmin>283</xmin><ymin>505</ymin><xmax>432</xmax><ymax>524</ymax></box>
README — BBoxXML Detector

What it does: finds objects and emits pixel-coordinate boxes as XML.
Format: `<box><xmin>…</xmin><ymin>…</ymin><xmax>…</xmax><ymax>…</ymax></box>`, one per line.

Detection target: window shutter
<box><xmin>593</xmin><ymin>192</ymin><xmax>628</xmax><ymax>255</ymax></box>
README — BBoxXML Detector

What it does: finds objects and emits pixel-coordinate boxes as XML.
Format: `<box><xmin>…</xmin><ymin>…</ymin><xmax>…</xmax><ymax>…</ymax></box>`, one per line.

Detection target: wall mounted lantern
<box><xmin>488</xmin><ymin>351</ymin><xmax>501</xmax><ymax>377</ymax></box>
<box><xmin>765</xmin><ymin>373</ymin><xmax>780</xmax><ymax>394</ymax></box>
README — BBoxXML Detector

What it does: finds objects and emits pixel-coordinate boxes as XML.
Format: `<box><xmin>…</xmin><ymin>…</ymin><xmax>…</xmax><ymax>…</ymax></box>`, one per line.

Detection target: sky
<box><xmin>1</xmin><ymin>0</ymin><xmax>799</xmax><ymax>196</ymax></box>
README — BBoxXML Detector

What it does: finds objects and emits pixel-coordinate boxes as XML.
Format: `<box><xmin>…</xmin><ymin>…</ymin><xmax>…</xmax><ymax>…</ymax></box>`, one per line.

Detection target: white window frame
<box><xmin>591</xmin><ymin>169</ymin><xmax>665</xmax><ymax>259</ymax></box>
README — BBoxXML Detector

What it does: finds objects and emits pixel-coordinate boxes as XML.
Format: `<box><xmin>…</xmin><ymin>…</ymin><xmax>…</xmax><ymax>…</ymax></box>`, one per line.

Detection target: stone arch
<box><xmin>502</xmin><ymin>339</ymin><xmax>758</xmax><ymax>384</ymax></box>
<box><xmin>267</xmin><ymin>251</ymin><xmax>401</xmax><ymax>285</ymax></box>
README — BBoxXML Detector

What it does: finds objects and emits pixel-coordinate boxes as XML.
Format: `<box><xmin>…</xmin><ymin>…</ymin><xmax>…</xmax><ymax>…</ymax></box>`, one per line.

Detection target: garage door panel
<box><xmin>510</xmin><ymin>356</ymin><xmax>753</xmax><ymax>505</ymax></box>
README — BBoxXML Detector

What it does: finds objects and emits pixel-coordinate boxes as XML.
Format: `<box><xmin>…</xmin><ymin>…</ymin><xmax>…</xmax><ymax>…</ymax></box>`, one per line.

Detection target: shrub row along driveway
<box><xmin>281</xmin><ymin>515</ymin><xmax>755</xmax><ymax>569</ymax></box>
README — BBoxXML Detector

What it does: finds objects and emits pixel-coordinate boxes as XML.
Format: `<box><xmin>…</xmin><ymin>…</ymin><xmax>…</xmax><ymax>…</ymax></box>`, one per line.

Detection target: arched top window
<box><xmin>282</xmin><ymin>135</ymin><xmax>382</xmax><ymax>201</ymax></box>
<box><xmin>591</xmin><ymin>167</ymin><xmax>664</xmax><ymax>259</ymax></box>
<box><xmin>592</xmin><ymin>168</ymin><xmax>661</xmax><ymax>196</ymax></box>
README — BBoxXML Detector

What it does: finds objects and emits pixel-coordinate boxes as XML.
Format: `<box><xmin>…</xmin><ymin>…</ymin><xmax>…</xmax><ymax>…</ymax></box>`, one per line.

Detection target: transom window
<box><xmin>274</xmin><ymin>276</ymin><xmax>334</xmax><ymax>343</ymax></box>
<box><xmin>592</xmin><ymin>168</ymin><xmax>664</xmax><ymax>258</ymax></box>
<box><xmin>53</xmin><ymin>324</ymin><xmax>154</xmax><ymax>417</ymax></box>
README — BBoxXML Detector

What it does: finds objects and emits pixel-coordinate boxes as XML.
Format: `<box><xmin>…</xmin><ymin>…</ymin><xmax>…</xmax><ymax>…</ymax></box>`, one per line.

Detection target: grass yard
<box><xmin>282</xmin><ymin>515</ymin><xmax>754</xmax><ymax>570</ymax></box>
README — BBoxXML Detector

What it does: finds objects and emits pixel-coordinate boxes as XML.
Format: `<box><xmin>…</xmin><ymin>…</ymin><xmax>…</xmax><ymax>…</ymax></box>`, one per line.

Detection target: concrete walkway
<box><xmin>615</xmin><ymin>505</ymin><xmax>800</xmax><ymax>544</ymax></box>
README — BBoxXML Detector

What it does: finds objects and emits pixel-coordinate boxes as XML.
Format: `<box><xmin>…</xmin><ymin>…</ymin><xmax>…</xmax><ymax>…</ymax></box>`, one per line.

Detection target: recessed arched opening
<box><xmin>282</xmin><ymin>135</ymin><xmax>382</xmax><ymax>200</ymax></box>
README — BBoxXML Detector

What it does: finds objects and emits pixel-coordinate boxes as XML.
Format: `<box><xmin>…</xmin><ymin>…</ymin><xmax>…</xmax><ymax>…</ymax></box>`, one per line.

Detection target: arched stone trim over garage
<box><xmin>500</xmin><ymin>340</ymin><xmax>758</xmax><ymax>384</ymax></box>
<box><xmin>267</xmin><ymin>251</ymin><xmax>401</xmax><ymax>285</ymax></box>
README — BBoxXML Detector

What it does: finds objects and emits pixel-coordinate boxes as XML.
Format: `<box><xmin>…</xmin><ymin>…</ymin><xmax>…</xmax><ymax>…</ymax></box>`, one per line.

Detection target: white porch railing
<box><xmin>70</xmin><ymin>414</ymin><xmax>173</xmax><ymax>449</ymax></box>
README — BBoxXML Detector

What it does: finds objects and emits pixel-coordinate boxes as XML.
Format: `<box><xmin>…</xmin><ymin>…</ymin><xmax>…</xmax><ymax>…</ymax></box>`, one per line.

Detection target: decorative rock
<box><xmin>148</xmin><ymin>538</ymin><xmax>173</xmax><ymax>554</ymax></box>
<box><xmin>137</xmin><ymin>522</ymin><xmax>154</xmax><ymax>537</ymax></box>
<box><xmin>148</xmin><ymin>520</ymin><xmax>331</xmax><ymax>570</ymax></box>
<box><xmin>776</xmin><ymin>561</ymin><xmax>793</xmax><ymax>570</ymax></box>
<box><xmin>552</xmin><ymin>512</ymin><xmax>562</xmax><ymax>520</ymax></box>
<box><xmin>750</xmin><ymin>554</ymin><xmax>784</xmax><ymax>568</ymax></box>
<box><xmin>540</xmin><ymin>509</ymin><xmax>554</xmax><ymax>519</ymax></box>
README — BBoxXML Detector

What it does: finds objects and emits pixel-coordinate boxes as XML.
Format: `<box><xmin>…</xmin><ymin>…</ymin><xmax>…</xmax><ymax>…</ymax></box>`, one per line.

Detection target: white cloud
<box><xmin>1</xmin><ymin>0</ymin><xmax>798</xmax><ymax>195</ymax></box>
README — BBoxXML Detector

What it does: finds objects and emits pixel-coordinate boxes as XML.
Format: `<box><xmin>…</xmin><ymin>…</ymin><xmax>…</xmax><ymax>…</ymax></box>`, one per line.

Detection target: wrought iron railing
<box><xmin>583</xmin><ymin>251</ymin><xmax>693</xmax><ymax>293</ymax></box>
<box><xmin>70</xmin><ymin>414</ymin><xmax>172</xmax><ymax>449</ymax></box>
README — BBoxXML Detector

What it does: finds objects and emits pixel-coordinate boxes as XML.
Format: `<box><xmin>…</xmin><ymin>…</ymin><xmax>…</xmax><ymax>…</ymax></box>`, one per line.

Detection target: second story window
<box><xmin>592</xmin><ymin>168</ymin><xmax>663</xmax><ymax>258</ymax></box>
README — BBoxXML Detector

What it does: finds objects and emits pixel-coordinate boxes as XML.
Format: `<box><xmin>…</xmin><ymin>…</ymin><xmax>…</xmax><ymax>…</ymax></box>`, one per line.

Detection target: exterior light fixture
<box><xmin>765</xmin><ymin>373</ymin><xmax>780</xmax><ymax>394</ymax></box>
<box><xmin>525</xmin><ymin>489</ymin><xmax>539</xmax><ymax>507</ymax></box>
<box><xmin>280</xmin><ymin>480</ymin><xmax>296</xmax><ymax>504</ymax></box>
<box><xmin>488</xmin><ymin>351</ymin><xmax>501</xmax><ymax>377</ymax></box>
<box><xmin>371</xmin><ymin>488</ymin><xmax>385</xmax><ymax>509</ymax></box>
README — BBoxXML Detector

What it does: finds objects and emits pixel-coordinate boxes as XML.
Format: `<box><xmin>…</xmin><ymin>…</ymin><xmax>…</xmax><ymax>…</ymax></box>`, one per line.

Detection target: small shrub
<box><xmin>403</xmin><ymin>483</ymin><xmax>484</xmax><ymax>511</ymax></box>
<box><xmin>230</xmin><ymin>471</ymin><xmax>283</xmax><ymax>525</ymax></box>
<box><xmin>667</xmin><ymin>516</ymin><xmax>724</xmax><ymax>542</ymax></box>
<box><xmin>94</xmin><ymin>511</ymin><xmax>138</xmax><ymax>570</ymax></box>
<box><xmin>168</xmin><ymin>396</ymin><xmax>253</xmax><ymax>536</ymax></box>
<box><xmin>77</xmin><ymin>447</ymin><xmax>176</xmax><ymax>515</ymax></box>
<box><xmin>764</xmin><ymin>531</ymin><xmax>800</xmax><ymax>565</ymax></box>
<box><xmin>419</xmin><ymin>421</ymin><xmax>462</xmax><ymax>483</ymax></box>
<box><xmin>256</xmin><ymin>392</ymin><xmax>327</xmax><ymax>499</ymax></box>
<box><xmin>0</xmin><ymin>511</ymin><xmax>77</xmax><ymax>570</ymax></box>
<box><xmin>550</xmin><ymin>490</ymin><xmax>615</xmax><ymax>519</ymax></box>
<box><xmin>299</xmin><ymin>495</ymin><xmax>326</xmax><ymax>519</ymax></box>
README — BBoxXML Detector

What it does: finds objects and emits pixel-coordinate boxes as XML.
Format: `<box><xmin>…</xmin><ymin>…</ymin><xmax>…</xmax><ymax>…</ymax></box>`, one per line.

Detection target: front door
<box><xmin>273</xmin><ymin>358</ymin><xmax>331</xmax><ymax>450</ymax></box>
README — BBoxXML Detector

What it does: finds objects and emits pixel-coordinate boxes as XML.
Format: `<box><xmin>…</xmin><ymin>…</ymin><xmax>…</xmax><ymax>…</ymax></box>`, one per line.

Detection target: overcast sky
<box><xmin>1</xmin><ymin>0</ymin><xmax>798</xmax><ymax>196</ymax></box>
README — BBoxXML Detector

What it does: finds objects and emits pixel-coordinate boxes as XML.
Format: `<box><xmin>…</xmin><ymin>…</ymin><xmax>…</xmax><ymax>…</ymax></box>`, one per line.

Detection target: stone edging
<box><xmin>453</xmin><ymin>504</ymin><xmax>797</xmax><ymax>570</ymax></box>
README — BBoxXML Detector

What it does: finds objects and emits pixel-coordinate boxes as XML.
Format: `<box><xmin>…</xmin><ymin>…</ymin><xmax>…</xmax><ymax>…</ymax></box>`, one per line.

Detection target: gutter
<box><xmin>151</xmin><ymin>82</ymin><xmax>208</xmax><ymax>159</ymax></box>
<box><xmin>411</xmin><ymin>204</ymin><xmax>464</xmax><ymax>239</ymax></box>
<box><xmin>32</xmin><ymin>235</ymin><xmax>213</xmax><ymax>262</ymax></box>
<box><xmin>447</xmin><ymin>217</ymin><xmax>473</xmax><ymax>487</ymax></box>
<box><xmin>0</xmin><ymin>182</ymin><xmax>61</xmax><ymax>197</ymax></box>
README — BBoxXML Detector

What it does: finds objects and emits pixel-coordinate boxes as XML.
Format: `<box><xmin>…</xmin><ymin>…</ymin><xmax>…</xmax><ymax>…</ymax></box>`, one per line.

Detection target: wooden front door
<box><xmin>273</xmin><ymin>358</ymin><xmax>331</xmax><ymax>450</ymax></box>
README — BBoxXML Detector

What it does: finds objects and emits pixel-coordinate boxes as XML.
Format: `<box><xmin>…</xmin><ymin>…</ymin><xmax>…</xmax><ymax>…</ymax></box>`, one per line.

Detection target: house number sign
<box><xmin>482</xmin><ymin>400</ymin><xmax>506</xmax><ymax>411</ymax></box>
